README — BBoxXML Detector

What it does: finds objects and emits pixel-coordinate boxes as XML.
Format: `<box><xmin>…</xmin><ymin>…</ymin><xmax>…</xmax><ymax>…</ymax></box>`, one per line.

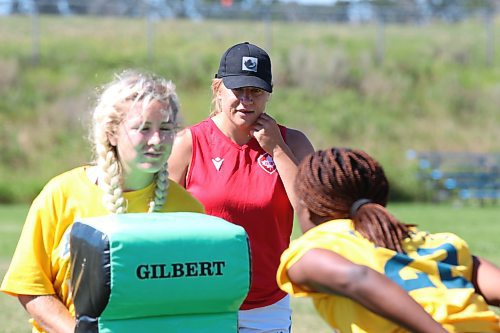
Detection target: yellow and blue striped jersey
<box><xmin>277</xmin><ymin>219</ymin><xmax>500</xmax><ymax>333</ymax></box>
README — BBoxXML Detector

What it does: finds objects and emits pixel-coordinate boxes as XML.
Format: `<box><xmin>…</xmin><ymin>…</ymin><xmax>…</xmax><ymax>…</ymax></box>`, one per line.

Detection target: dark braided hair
<box><xmin>295</xmin><ymin>148</ymin><xmax>412</xmax><ymax>253</ymax></box>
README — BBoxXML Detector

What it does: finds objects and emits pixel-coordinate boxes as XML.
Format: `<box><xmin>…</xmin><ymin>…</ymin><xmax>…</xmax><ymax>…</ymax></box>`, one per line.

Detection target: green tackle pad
<box><xmin>70</xmin><ymin>212</ymin><xmax>251</xmax><ymax>333</ymax></box>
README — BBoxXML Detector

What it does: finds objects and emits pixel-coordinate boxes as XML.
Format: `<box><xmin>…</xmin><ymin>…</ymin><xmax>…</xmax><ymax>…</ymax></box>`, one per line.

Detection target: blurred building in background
<box><xmin>0</xmin><ymin>0</ymin><xmax>498</xmax><ymax>23</ymax></box>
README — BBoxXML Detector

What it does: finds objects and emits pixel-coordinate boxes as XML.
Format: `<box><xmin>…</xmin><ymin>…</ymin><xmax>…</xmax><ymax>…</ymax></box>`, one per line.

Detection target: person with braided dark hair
<box><xmin>277</xmin><ymin>148</ymin><xmax>500</xmax><ymax>333</ymax></box>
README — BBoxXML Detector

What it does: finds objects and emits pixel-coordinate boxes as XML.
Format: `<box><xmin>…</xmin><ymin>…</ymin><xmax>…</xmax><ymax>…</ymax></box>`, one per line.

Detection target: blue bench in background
<box><xmin>407</xmin><ymin>150</ymin><xmax>500</xmax><ymax>205</ymax></box>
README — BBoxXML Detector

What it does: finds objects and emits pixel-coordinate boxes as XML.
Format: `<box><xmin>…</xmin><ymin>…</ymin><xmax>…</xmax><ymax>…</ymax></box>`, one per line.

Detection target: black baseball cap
<box><xmin>215</xmin><ymin>42</ymin><xmax>273</xmax><ymax>93</ymax></box>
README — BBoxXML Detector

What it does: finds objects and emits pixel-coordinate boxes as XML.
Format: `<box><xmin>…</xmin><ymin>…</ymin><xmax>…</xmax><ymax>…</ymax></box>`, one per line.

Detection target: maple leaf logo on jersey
<box><xmin>257</xmin><ymin>153</ymin><xmax>277</xmax><ymax>174</ymax></box>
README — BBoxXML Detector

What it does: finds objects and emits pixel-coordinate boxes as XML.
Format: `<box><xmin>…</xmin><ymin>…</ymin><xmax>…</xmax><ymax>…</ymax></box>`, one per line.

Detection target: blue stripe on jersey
<box><xmin>384</xmin><ymin>242</ymin><xmax>473</xmax><ymax>292</ymax></box>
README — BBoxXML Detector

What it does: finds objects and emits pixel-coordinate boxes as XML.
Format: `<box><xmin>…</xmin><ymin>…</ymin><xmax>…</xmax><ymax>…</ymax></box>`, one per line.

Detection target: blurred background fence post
<box><xmin>375</xmin><ymin>16</ymin><xmax>384</xmax><ymax>66</ymax></box>
<box><xmin>146</xmin><ymin>2</ymin><xmax>155</xmax><ymax>63</ymax></box>
<box><xmin>30</xmin><ymin>4</ymin><xmax>39</xmax><ymax>65</ymax></box>
<box><xmin>484</xmin><ymin>10</ymin><xmax>494</xmax><ymax>66</ymax></box>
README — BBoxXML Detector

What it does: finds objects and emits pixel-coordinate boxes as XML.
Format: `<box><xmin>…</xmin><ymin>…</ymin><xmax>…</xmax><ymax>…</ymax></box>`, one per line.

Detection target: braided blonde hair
<box><xmin>91</xmin><ymin>69</ymin><xmax>179</xmax><ymax>214</ymax></box>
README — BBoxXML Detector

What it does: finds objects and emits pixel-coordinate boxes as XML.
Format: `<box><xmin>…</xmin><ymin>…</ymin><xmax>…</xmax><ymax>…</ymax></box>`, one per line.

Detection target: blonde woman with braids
<box><xmin>277</xmin><ymin>147</ymin><xmax>500</xmax><ymax>333</ymax></box>
<box><xmin>1</xmin><ymin>70</ymin><xmax>204</xmax><ymax>333</ymax></box>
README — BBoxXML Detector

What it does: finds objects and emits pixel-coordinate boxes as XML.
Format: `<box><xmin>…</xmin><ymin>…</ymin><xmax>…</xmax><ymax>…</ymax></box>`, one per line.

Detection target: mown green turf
<box><xmin>0</xmin><ymin>204</ymin><xmax>31</xmax><ymax>333</ymax></box>
<box><xmin>389</xmin><ymin>203</ymin><xmax>500</xmax><ymax>265</ymax></box>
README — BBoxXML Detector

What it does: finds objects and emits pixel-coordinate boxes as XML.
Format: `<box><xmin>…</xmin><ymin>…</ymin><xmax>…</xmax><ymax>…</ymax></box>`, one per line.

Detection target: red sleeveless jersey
<box><xmin>186</xmin><ymin>118</ymin><xmax>293</xmax><ymax>310</ymax></box>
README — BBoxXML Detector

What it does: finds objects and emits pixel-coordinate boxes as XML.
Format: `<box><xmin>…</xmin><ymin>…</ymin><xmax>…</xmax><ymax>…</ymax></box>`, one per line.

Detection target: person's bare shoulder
<box><xmin>285</xmin><ymin>127</ymin><xmax>315</xmax><ymax>161</ymax></box>
<box><xmin>174</xmin><ymin>128</ymin><xmax>193</xmax><ymax>146</ymax></box>
<box><xmin>167</xmin><ymin>128</ymin><xmax>193</xmax><ymax>186</ymax></box>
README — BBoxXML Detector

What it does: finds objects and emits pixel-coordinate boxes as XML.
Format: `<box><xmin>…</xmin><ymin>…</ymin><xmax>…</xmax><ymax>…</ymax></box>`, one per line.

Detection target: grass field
<box><xmin>0</xmin><ymin>203</ymin><xmax>499</xmax><ymax>332</ymax></box>
<box><xmin>1</xmin><ymin>16</ymin><xmax>499</xmax><ymax>203</ymax></box>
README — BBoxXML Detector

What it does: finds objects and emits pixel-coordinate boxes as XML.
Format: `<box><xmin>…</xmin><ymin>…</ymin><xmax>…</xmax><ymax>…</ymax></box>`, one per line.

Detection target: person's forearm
<box><xmin>272</xmin><ymin>144</ymin><xmax>299</xmax><ymax>205</ymax></box>
<box><xmin>19</xmin><ymin>294</ymin><xmax>75</xmax><ymax>333</ymax></box>
<box><xmin>273</xmin><ymin>145</ymin><xmax>316</xmax><ymax>232</ymax></box>
<box><xmin>473</xmin><ymin>256</ymin><xmax>500</xmax><ymax>306</ymax></box>
<box><xmin>291</xmin><ymin>250</ymin><xmax>448</xmax><ymax>333</ymax></box>
<box><xmin>347</xmin><ymin>268</ymin><xmax>447</xmax><ymax>333</ymax></box>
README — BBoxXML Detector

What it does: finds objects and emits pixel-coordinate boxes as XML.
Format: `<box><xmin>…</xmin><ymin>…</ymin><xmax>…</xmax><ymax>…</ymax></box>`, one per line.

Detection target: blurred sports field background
<box><xmin>1</xmin><ymin>13</ymin><xmax>499</xmax><ymax>203</ymax></box>
<box><xmin>1</xmin><ymin>2</ymin><xmax>499</xmax><ymax>332</ymax></box>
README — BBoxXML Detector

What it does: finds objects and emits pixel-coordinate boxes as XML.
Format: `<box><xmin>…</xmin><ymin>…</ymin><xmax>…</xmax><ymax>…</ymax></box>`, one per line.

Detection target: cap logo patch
<box><xmin>257</xmin><ymin>153</ymin><xmax>277</xmax><ymax>174</ymax></box>
<box><xmin>242</xmin><ymin>57</ymin><xmax>258</xmax><ymax>72</ymax></box>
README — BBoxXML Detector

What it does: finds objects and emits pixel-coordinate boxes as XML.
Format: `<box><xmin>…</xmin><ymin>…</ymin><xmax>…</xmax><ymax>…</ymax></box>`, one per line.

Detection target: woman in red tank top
<box><xmin>168</xmin><ymin>42</ymin><xmax>314</xmax><ymax>332</ymax></box>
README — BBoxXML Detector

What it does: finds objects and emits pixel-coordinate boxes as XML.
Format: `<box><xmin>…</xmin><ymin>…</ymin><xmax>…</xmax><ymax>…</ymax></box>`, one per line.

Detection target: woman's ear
<box><xmin>296</xmin><ymin>199</ymin><xmax>316</xmax><ymax>233</ymax></box>
<box><xmin>108</xmin><ymin>132</ymin><xmax>117</xmax><ymax>147</ymax></box>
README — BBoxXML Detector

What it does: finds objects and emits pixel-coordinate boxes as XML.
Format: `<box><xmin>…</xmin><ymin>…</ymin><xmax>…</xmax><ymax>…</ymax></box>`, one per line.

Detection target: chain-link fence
<box><xmin>0</xmin><ymin>0</ymin><xmax>497</xmax><ymax>66</ymax></box>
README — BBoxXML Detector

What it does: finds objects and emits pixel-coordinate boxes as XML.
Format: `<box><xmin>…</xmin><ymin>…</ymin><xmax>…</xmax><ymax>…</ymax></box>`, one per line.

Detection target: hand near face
<box><xmin>250</xmin><ymin>113</ymin><xmax>285</xmax><ymax>155</ymax></box>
